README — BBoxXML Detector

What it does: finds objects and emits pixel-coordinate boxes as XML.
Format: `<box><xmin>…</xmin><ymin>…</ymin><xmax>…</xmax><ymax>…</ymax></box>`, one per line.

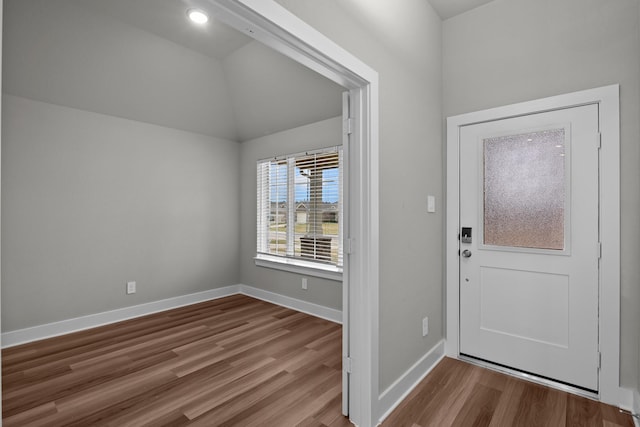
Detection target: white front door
<box><xmin>459</xmin><ymin>104</ymin><xmax>600</xmax><ymax>391</ymax></box>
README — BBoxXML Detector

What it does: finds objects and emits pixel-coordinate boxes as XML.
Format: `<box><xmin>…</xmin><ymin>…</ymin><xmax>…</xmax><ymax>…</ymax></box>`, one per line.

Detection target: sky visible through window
<box><xmin>269</xmin><ymin>164</ymin><xmax>339</xmax><ymax>203</ymax></box>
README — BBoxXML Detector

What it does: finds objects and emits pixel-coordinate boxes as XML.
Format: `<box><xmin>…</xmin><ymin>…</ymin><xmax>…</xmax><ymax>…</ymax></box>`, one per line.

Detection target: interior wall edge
<box><xmin>376</xmin><ymin>339</ymin><xmax>446</xmax><ymax>424</ymax></box>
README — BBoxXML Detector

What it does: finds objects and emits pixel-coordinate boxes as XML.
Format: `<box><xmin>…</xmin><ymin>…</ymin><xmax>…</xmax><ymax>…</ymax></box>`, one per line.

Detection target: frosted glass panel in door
<box><xmin>483</xmin><ymin>129</ymin><xmax>566</xmax><ymax>250</ymax></box>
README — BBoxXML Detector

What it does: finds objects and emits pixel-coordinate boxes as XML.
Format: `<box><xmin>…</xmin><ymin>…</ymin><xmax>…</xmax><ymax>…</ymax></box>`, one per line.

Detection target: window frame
<box><xmin>255</xmin><ymin>146</ymin><xmax>343</xmax><ymax>281</ymax></box>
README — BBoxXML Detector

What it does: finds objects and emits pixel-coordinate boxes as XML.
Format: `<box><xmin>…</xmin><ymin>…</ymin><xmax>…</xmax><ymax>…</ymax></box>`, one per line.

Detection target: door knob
<box><xmin>461</xmin><ymin>249</ymin><xmax>472</xmax><ymax>258</ymax></box>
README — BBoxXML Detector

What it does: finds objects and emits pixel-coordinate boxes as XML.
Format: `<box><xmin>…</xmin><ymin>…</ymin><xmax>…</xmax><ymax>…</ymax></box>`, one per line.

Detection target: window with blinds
<box><xmin>257</xmin><ymin>146</ymin><xmax>343</xmax><ymax>270</ymax></box>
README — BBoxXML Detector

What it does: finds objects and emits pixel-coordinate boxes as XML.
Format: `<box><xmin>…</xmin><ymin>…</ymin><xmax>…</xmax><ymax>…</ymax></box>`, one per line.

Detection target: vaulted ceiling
<box><xmin>427</xmin><ymin>0</ymin><xmax>495</xmax><ymax>20</ymax></box>
<box><xmin>3</xmin><ymin>0</ymin><xmax>495</xmax><ymax>142</ymax></box>
<box><xmin>3</xmin><ymin>0</ymin><xmax>344</xmax><ymax>142</ymax></box>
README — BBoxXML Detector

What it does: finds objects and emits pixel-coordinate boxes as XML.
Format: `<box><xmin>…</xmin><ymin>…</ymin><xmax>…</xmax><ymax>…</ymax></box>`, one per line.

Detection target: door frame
<box><xmin>203</xmin><ymin>1</ymin><xmax>380</xmax><ymax>425</ymax></box>
<box><xmin>445</xmin><ymin>85</ymin><xmax>623</xmax><ymax>407</ymax></box>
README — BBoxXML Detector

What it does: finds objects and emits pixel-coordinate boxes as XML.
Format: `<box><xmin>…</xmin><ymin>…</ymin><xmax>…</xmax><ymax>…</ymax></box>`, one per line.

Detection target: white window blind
<box><xmin>257</xmin><ymin>146</ymin><xmax>343</xmax><ymax>269</ymax></box>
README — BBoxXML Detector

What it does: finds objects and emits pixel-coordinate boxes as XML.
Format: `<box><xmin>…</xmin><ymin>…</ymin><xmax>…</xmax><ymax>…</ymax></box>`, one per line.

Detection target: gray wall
<box><xmin>239</xmin><ymin>117</ymin><xmax>343</xmax><ymax>310</ymax></box>
<box><xmin>443</xmin><ymin>0</ymin><xmax>640</xmax><ymax>390</ymax></box>
<box><xmin>1</xmin><ymin>0</ymin><xmax>245</xmax><ymax>332</ymax></box>
<box><xmin>2</xmin><ymin>95</ymin><xmax>240</xmax><ymax>331</ymax></box>
<box><xmin>275</xmin><ymin>0</ymin><xmax>444</xmax><ymax>393</ymax></box>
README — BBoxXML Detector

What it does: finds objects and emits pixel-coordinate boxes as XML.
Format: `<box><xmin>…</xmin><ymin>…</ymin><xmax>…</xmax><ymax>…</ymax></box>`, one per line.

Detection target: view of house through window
<box><xmin>257</xmin><ymin>146</ymin><xmax>343</xmax><ymax>270</ymax></box>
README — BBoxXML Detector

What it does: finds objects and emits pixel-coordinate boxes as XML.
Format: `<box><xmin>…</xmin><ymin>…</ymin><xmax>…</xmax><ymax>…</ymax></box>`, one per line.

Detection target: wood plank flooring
<box><xmin>2</xmin><ymin>294</ymin><xmax>351</xmax><ymax>427</ymax></box>
<box><xmin>3</xmin><ymin>295</ymin><xmax>635</xmax><ymax>426</ymax></box>
<box><xmin>381</xmin><ymin>357</ymin><xmax>635</xmax><ymax>427</ymax></box>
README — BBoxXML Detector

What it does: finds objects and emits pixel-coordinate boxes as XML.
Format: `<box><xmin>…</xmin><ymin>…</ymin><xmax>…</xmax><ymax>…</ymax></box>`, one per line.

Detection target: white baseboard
<box><xmin>238</xmin><ymin>284</ymin><xmax>342</xmax><ymax>324</ymax></box>
<box><xmin>633</xmin><ymin>389</ymin><xmax>640</xmax><ymax>427</ymax></box>
<box><xmin>1</xmin><ymin>284</ymin><xmax>343</xmax><ymax>348</ymax></box>
<box><xmin>2</xmin><ymin>285</ymin><xmax>240</xmax><ymax>348</ymax></box>
<box><xmin>377</xmin><ymin>339</ymin><xmax>446</xmax><ymax>424</ymax></box>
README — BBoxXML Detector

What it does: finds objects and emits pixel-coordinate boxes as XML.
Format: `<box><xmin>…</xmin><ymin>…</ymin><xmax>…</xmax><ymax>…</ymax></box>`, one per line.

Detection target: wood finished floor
<box><xmin>381</xmin><ymin>357</ymin><xmax>635</xmax><ymax>427</ymax></box>
<box><xmin>3</xmin><ymin>295</ymin><xmax>635</xmax><ymax>427</ymax></box>
<box><xmin>2</xmin><ymin>294</ymin><xmax>351</xmax><ymax>427</ymax></box>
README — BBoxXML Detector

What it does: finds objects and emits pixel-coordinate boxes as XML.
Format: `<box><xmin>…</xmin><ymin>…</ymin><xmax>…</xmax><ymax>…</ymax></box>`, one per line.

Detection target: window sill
<box><xmin>254</xmin><ymin>255</ymin><xmax>343</xmax><ymax>282</ymax></box>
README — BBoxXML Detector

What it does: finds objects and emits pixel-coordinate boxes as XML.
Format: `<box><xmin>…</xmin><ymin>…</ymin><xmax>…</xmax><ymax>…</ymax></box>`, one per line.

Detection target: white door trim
<box><xmin>203</xmin><ymin>1</ymin><xmax>380</xmax><ymax>425</ymax></box>
<box><xmin>445</xmin><ymin>85</ymin><xmax>622</xmax><ymax>406</ymax></box>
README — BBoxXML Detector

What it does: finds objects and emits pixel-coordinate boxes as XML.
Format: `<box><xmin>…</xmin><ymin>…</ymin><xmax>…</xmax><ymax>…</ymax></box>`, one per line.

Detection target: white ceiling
<box><xmin>83</xmin><ymin>0</ymin><xmax>345</xmax><ymax>142</ymax></box>
<box><xmin>427</xmin><ymin>0</ymin><xmax>495</xmax><ymax>20</ymax></box>
<box><xmin>4</xmin><ymin>0</ymin><xmax>343</xmax><ymax>143</ymax></box>
<box><xmin>79</xmin><ymin>0</ymin><xmax>254</xmax><ymax>60</ymax></box>
<box><xmin>79</xmin><ymin>0</ymin><xmax>344</xmax><ymax>142</ymax></box>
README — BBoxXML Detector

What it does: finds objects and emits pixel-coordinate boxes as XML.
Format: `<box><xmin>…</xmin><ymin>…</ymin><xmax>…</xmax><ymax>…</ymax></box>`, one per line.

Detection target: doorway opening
<box><xmin>205</xmin><ymin>1</ymin><xmax>380</xmax><ymax>424</ymax></box>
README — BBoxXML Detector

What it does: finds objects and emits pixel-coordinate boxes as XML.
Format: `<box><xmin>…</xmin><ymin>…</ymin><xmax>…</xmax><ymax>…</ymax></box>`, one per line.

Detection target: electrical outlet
<box><xmin>127</xmin><ymin>281</ymin><xmax>136</xmax><ymax>295</ymax></box>
<box><xmin>301</xmin><ymin>277</ymin><xmax>308</xmax><ymax>290</ymax></box>
<box><xmin>422</xmin><ymin>317</ymin><xmax>429</xmax><ymax>336</ymax></box>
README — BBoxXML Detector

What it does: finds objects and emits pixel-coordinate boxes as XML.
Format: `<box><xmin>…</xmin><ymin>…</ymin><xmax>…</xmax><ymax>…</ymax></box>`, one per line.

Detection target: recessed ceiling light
<box><xmin>187</xmin><ymin>9</ymin><xmax>209</xmax><ymax>25</ymax></box>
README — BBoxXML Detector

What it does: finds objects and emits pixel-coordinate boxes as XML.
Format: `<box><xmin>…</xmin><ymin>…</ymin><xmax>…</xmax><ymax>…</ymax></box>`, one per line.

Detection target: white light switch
<box><xmin>126</xmin><ymin>281</ymin><xmax>136</xmax><ymax>294</ymax></box>
<box><xmin>427</xmin><ymin>195</ymin><xmax>436</xmax><ymax>213</ymax></box>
